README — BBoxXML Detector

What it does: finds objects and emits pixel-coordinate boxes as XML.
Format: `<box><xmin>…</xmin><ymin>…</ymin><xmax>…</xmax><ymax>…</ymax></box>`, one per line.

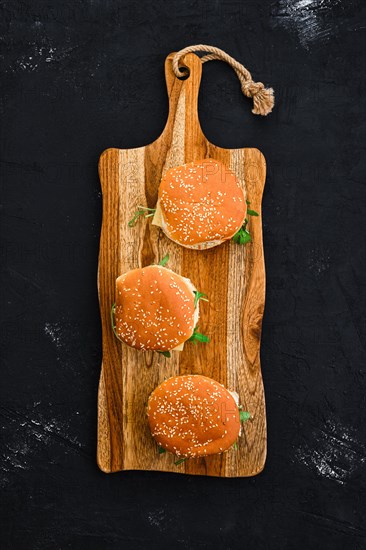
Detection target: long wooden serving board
<box><xmin>97</xmin><ymin>53</ymin><xmax>267</xmax><ymax>476</ymax></box>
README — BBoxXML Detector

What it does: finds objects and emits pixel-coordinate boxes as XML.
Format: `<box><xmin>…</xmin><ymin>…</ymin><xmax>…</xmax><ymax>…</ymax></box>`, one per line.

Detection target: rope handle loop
<box><xmin>172</xmin><ymin>44</ymin><xmax>274</xmax><ymax>116</ymax></box>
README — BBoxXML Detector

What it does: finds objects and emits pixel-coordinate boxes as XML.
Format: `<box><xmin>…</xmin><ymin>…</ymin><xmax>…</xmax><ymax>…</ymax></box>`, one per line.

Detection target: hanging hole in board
<box><xmin>177</xmin><ymin>65</ymin><xmax>190</xmax><ymax>80</ymax></box>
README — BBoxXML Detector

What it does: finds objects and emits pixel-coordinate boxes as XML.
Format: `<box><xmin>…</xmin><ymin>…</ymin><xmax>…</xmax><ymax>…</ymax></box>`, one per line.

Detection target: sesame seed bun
<box><xmin>115</xmin><ymin>266</ymin><xmax>197</xmax><ymax>352</ymax></box>
<box><xmin>147</xmin><ymin>375</ymin><xmax>240</xmax><ymax>458</ymax></box>
<box><xmin>153</xmin><ymin>159</ymin><xmax>246</xmax><ymax>249</ymax></box>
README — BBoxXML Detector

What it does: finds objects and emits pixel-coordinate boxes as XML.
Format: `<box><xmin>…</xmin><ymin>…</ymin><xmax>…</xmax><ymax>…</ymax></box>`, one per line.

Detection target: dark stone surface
<box><xmin>1</xmin><ymin>1</ymin><xmax>365</xmax><ymax>549</ymax></box>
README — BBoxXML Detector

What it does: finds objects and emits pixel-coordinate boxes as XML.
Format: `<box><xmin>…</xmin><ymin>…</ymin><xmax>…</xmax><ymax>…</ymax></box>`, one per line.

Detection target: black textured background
<box><xmin>1</xmin><ymin>1</ymin><xmax>366</xmax><ymax>549</ymax></box>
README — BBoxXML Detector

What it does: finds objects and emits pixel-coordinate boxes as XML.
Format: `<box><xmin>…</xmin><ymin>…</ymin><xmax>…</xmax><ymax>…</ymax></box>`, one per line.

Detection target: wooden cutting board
<box><xmin>97</xmin><ymin>52</ymin><xmax>267</xmax><ymax>477</ymax></box>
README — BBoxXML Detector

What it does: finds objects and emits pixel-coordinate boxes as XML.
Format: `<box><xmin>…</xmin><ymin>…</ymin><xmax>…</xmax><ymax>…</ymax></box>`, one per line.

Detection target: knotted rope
<box><xmin>172</xmin><ymin>45</ymin><xmax>274</xmax><ymax>116</ymax></box>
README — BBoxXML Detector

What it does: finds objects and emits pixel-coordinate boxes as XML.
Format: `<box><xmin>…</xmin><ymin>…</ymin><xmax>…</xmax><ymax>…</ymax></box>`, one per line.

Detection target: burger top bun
<box><xmin>153</xmin><ymin>159</ymin><xmax>246</xmax><ymax>250</ymax></box>
<box><xmin>115</xmin><ymin>266</ymin><xmax>196</xmax><ymax>352</ymax></box>
<box><xmin>147</xmin><ymin>375</ymin><xmax>240</xmax><ymax>457</ymax></box>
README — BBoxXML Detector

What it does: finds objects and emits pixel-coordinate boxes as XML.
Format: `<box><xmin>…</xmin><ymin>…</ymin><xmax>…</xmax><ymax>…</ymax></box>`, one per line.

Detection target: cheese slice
<box><xmin>229</xmin><ymin>390</ymin><xmax>242</xmax><ymax>436</ymax></box>
<box><xmin>152</xmin><ymin>200</ymin><xmax>163</xmax><ymax>227</ymax></box>
<box><xmin>172</xmin><ymin>341</ymin><xmax>185</xmax><ymax>351</ymax></box>
<box><xmin>168</xmin><ymin>270</ymin><xmax>200</xmax><ymax>352</ymax></box>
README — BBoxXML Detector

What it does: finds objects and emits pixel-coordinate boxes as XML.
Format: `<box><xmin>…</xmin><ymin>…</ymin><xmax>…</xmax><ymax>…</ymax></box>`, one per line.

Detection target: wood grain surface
<box><xmin>97</xmin><ymin>52</ymin><xmax>267</xmax><ymax>476</ymax></box>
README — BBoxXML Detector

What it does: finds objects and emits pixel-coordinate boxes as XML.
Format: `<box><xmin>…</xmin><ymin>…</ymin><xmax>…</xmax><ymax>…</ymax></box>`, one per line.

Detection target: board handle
<box><xmin>160</xmin><ymin>52</ymin><xmax>205</xmax><ymax>151</ymax></box>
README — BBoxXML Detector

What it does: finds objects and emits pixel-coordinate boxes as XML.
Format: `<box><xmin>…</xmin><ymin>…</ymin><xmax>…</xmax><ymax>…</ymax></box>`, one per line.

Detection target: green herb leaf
<box><xmin>128</xmin><ymin>206</ymin><xmax>156</xmax><ymax>227</ymax></box>
<box><xmin>233</xmin><ymin>441</ymin><xmax>238</xmax><ymax>450</ymax></box>
<box><xmin>158</xmin><ymin>446</ymin><xmax>166</xmax><ymax>454</ymax></box>
<box><xmin>233</xmin><ymin>200</ymin><xmax>259</xmax><ymax>243</ymax></box>
<box><xmin>240</xmin><ymin>411</ymin><xmax>251</xmax><ymax>423</ymax></box>
<box><xmin>128</xmin><ymin>210</ymin><xmax>145</xmax><ymax>227</ymax></box>
<box><xmin>193</xmin><ymin>290</ymin><xmax>208</xmax><ymax>308</ymax></box>
<box><xmin>188</xmin><ymin>327</ymin><xmax>210</xmax><ymax>344</ymax></box>
<box><xmin>174</xmin><ymin>457</ymin><xmax>187</xmax><ymax>466</ymax></box>
<box><xmin>232</xmin><ymin>226</ymin><xmax>251</xmax><ymax>245</ymax></box>
<box><xmin>158</xmin><ymin>350</ymin><xmax>171</xmax><ymax>358</ymax></box>
<box><xmin>158</xmin><ymin>254</ymin><xmax>169</xmax><ymax>267</ymax></box>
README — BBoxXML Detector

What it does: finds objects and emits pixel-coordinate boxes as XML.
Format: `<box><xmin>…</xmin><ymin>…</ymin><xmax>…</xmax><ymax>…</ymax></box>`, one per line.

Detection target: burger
<box><xmin>152</xmin><ymin>159</ymin><xmax>248</xmax><ymax>249</ymax></box>
<box><xmin>111</xmin><ymin>257</ymin><xmax>209</xmax><ymax>356</ymax></box>
<box><xmin>147</xmin><ymin>374</ymin><xmax>250</xmax><ymax>460</ymax></box>
<box><xmin>128</xmin><ymin>159</ymin><xmax>259</xmax><ymax>248</ymax></box>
